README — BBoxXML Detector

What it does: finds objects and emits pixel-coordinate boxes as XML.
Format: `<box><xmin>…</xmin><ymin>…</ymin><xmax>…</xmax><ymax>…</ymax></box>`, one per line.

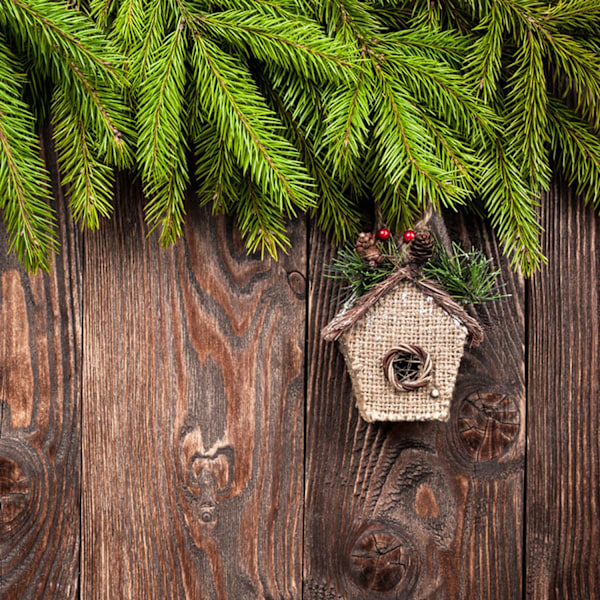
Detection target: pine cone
<box><xmin>410</xmin><ymin>230</ymin><xmax>435</xmax><ymax>264</ymax></box>
<box><xmin>356</xmin><ymin>232</ymin><xmax>383</xmax><ymax>266</ymax></box>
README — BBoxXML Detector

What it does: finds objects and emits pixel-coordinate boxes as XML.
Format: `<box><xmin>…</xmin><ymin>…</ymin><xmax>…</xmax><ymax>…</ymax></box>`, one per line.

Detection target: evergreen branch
<box><xmin>480</xmin><ymin>140</ymin><xmax>545</xmax><ymax>275</ymax></box>
<box><xmin>53</xmin><ymin>88</ymin><xmax>115</xmax><ymax>229</ymax></box>
<box><xmin>137</xmin><ymin>20</ymin><xmax>188</xmax><ymax>181</ymax></box>
<box><xmin>320</xmin><ymin>63</ymin><xmax>373</xmax><ymax>178</ymax></box>
<box><xmin>504</xmin><ymin>30</ymin><xmax>550</xmax><ymax>191</ymax></box>
<box><xmin>543</xmin><ymin>0</ymin><xmax>600</xmax><ymax>34</ymax></box>
<box><xmin>314</xmin><ymin>0</ymin><xmax>378</xmax><ymax>42</ymax></box>
<box><xmin>0</xmin><ymin>40</ymin><xmax>57</xmax><ymax>272</ymax></box>
<box><xmin>110</xmin><ymin>0</ymin><xmax>146</xmax><ymax>54</ymax></box>
<box><xmin>194</xmin><ymin>122</ymin><xmax>241</xmax><ymax>213</ymax></box>
<box><xmin>144</xmin><ymin>149</ymin><xmax>189</xmax><ymax>246</ymax></box>
<box><xmin>191</xmin><ymin>35</ymin><xmax>316</xmax><ymax>221</ymax></box>
<box><xmin>265</xmin><ymin>80</ymin><xmax>360</xmax><ymax>242</ymax></box>
<box><xmin>369</xmin><ymin>72</ymin><xmax>469</xmax><ymax>216</ymax></box>
<box><xmin>466</xmin><ymin>4</ymin><xmax>503</xmax><ymax>101</ymax></box>
<box><xmin>325</xmin><ymin>241</ymin><xmax>399</xmax><ymax>308</ymax></box>
<box><xmin>188</xmin><ymin>0</ymin><xmax>304</xmax><ymax>15</ymax></box>
<box><xmin>90</xmin><ymin>0</ymin><xmax>117</xmax><ymax>29</ymax></box>
<box><xmin>129</xmin><ymin>0</ymin><xmax>170</xmax><ymax>84</ymax></box>
<box><xmin>382</xmin><ymin>47</ymin><xmax>496</xmax><ymax>142</ymax></box>
<box><xmin>548</xmin><ymin>97</ymin><xmax>600</xmax><ymax>210</ymax></box>
<box><xmin>235</xmin><ymin>173</ymin><xmax>291</xmax><ymax>257</ymax></box>
<box><xmin>382</xmin><ymin>27</ymin><xmax>469</xmax><ymax>65</ymax></box>
<box><xmin>195</xmin><ymin>8</ymin><xmax>356</xmax><ymax>82</ymax></box>
<box><xmin>545</xmin><ymin>33</ymin><xmax>600</xmax><ymax>129</ymax></box>
<box><xmin>137</xmin><ymin>20</ymin><xmax>190</xmax><ymax>245</ymax></box>
<box><xmin>1</xmin><ymin>0</ymin><xmax>133</xmax><ymax>166</ymax></box>
<box><xmin>264</xmin><ymin>64</ymin><xmax>325</xmax><ymax>137</ymax></box>
<box><xmin>0</xmin><ymin>0</ymin><xmax>123</xmax><ymax>82</ymax></box>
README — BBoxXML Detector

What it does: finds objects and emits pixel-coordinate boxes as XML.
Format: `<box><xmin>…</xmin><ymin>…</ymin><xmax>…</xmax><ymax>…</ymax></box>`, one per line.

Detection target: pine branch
<box><xmin>0</xmin><ymin>39</ymin><xmax>57</xmax><ymax>272</ymax></box>
<box><xmin>369</xmin><ymin>70</ymin><xmax>470</xmax><ymax>215</ymax></box>
<box><xmin>545</xmin><ymin>33</ymin><xmax>600</xmax><ymax>129</ymax></box>
<box><xmin>194</xmin><ymin>122</ymin><xmax>241</xmax><ymax>214</ymax></box>
<box><xmin>320</xmin><ymin>64</ymin><xmax>373</xmax><ymax>178</ymax></box>
<box><xmin>137</xmin><ymin>20</ymin><xmax>190</xmax><ymax>245</ymax></box>
<box><xmin>196</xmin><ymin>8</ymin><xmax>355</xmax><ymax>83</ymax></box>
<box><xmin>191</xmin><ymin>35</ymin><xmax>316</xmax><ymax>218</ymax></box>
<box><xmin>264</xmin><ymin>79</ymin><xmax>360</xmax><ymax>242</ymax></box>
<box><xmin>235</xmin><ymin>173</ymin><xmax>291</xmax><ymax>257</ymax></box>
<box><xmin>480</xmin><ymin>139</ymin><xmax>545</xmax><ymax>275</ymax></box>
<box><xmin>504</xmin><ymin>30</ymin><xmax>550</xmax><ymax>191</ymax></box>
<box><xmin>466</xmin><ymin>4</ymin><xmax>504</xmax><ymax>102</ymax></box>
<box><xmin>548</xmin><ymin>97</ymin><xmax>600</xmax><ymax>210</ymax></box>
<box><xmin>423</xmin><ymin>240</ymin><xmax>509</xmax><ymax>305</ymax></box>
<box><xmin>53</xmin><ymin>88</ymin><xmax>115</xmax><ymax>229</ymax></box>
<box><xmin>1</xmin><ymin>0</ymin><xmax>133</xmax><ymax>168</ymax></box>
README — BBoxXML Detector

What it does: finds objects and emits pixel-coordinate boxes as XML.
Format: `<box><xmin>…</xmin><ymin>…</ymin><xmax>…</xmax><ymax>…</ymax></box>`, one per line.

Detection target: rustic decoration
<box><xmin>409</xmin><ymin>230</ymin><xmax>435</xmax><ymax>264</ymax></box>
<box><xmin>457</xmin><ymin>392</ymin><xmax>520</xmax><ymax>461</ymax></box>
<box><xmin>355</xmin><ymin>232</ymin><xmax>383</xmax><ymax>266</ymax></box>
<box><xmin>382</xmin><ymin>344</ymin><xmax>432</xmax><ymax>391</ymax></box>
<box><xmin>348</xmin><ymin>525</ymin><xmax>419</xmax><ymax>596</ymax></box>
<box><xmin>323</xmin><ymin>267</ymin><xmax>483</xmax><ymax>422</ymax></box>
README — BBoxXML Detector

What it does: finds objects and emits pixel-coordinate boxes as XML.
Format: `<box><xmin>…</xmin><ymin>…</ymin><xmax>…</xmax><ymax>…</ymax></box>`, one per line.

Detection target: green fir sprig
<box><xmin>423</xmin><ymin>241</ymin><xmax>510</xmax><ymax>305</ymax></box>
<box><xmin>326</xmin><ymin>240</ymin><xmax>404</xmax><ymax>309</ymax></box>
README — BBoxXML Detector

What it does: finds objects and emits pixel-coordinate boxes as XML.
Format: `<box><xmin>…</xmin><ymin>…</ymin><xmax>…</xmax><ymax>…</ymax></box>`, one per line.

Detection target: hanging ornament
<box><xmin>323</xmin><ymin>214</ymin><xmax>504</xmax><ymax>423</ymax></box>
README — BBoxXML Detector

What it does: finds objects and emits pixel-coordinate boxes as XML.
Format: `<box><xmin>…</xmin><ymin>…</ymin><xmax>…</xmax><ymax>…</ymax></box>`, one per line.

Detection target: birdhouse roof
<box><xmin>321</xmin><ymin>267</ymin><xmax>484</xmax><ymax>345</ymax></box>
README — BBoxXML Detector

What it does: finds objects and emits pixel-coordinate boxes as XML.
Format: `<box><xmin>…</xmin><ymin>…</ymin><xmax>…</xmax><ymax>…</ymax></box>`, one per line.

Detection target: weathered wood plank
<box><xmin>0</xmin><ymin>140</ymin><xmax>82</xmax><ymax>599</ymax></box>
<box><xmin>81</xmin><ymin>180</ymin><xmax>306</xmax><ymax>599</ymax></box>
<box><xmin>527</xmin><ymin>182</ymin><xmax>600</xmax><ymax>598</ymax></box>
<box><xmin>304</xmin><ymin>214</ymin><xmax>525</xmax><ymax>599</ymax></box>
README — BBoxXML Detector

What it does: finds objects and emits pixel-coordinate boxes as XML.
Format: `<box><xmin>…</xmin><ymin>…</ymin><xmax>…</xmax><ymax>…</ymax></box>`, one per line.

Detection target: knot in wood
<box><xmin>0</xmin><ymin>440</ymin><xmax>39</xmax><ymax>538</ymax></box>
<box><xmin>457</xmin><ymin>392</ymin><xmax>520</xmax><ymax>461</ymax></box>
<box><xmin>348</xmin><ymin>526</ymin><xmax>419</xmax><ymax>595</ymax></box>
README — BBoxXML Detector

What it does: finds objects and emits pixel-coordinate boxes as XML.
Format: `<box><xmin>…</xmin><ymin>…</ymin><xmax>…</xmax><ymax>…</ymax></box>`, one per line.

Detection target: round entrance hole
<box><xmin>382</xmin><ymin>344</ymin><xmax>432</xmax><ymax>391</ymax></box>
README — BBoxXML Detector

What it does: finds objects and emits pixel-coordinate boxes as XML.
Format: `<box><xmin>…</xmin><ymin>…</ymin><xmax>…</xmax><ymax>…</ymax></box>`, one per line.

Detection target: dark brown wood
<box><xmin>0</xmin><ymin>152</ymin><xmax>82</xmax><ymax>599</ymax></box>
<box><xmin>81</xmin><ymin>180</ymin><xmax>306</xmax><ymax>599</ymax></box>
<box><xmin>526</xmin><ymin>182</ymin><xmax>600</xmax><ymax>598</ymax></box>
<box><xmin>304</xmin><ymin>214</ymin><xmax>525</xmax><ymax>599</ymax></box>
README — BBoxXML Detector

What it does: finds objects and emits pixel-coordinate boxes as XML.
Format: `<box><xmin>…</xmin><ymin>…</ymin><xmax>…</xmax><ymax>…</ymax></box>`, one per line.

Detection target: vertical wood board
<box><xmin>81</xmin><ymin>181</ymin><xmax>306</xmax><ymax>599</ymax></box>
<box><xmin>304</xmin><ymin>215</ymin><xmax>525</xmax><ymax>599</ymax></box>
<box><xmin>527</xmin><ymin>183</ymin><xmax>600</xmax><ymax>598</ymax></box>
<box><xmin>0</xmin><ymin>163</ymin><xmax>81</xmax><ymax>599</ymax></box>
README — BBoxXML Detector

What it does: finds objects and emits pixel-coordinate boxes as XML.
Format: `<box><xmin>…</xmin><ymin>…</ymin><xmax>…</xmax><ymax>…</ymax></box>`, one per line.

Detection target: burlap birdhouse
<box><xmin>322</xmin><ymin>268</ymin><xmax>483</xmax><ymax>423</ymax></box>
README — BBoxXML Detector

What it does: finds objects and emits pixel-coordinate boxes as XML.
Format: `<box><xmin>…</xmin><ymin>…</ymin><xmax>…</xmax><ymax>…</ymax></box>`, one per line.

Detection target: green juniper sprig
<box><xmin>325</xmin><ymin>239</ymin><xmax>405</xmax><ymax>309</ymax></box>
<box><xmin>423</xmin><ymin>241</ymin><xmax>510</xmax><ymax>306</ymax></box>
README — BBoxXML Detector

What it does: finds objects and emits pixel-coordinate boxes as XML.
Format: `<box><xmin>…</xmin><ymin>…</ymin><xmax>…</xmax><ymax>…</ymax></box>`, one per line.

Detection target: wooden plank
<box><xmin>526</xmin><ymin>182</ymin><xmax>600</xmax><ymax>598</ymax></box>
<box><xmin>81</xmin><ymin>180</ymin><xmax>306</xmax><ymax>599</ymax></box>
<box><xmin>0</xmin><ymin>140</ymin><xmax>82</xmax><ymax>599</ymax></box>
<box><xmin>304</xmin><ymin>214</ymin><xmax>525</xmax><ymax>599</ymax></box>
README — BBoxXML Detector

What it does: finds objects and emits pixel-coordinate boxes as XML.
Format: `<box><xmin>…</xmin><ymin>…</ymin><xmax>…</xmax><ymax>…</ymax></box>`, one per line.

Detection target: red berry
<box><xmin>403</xmin><ymin>230</ymin><xmax>416</xmax><ymax>243</ymax></box>
<box><xmin>376</xmin><ymin>228</ymin><xmax>391</xmax><ymax>241</ymax></box>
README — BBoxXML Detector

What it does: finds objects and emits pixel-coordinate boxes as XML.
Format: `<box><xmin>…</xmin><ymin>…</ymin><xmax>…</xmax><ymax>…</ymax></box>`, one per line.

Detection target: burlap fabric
<box><xmin>339</xmin><ymin>281</ymin><xmax>468</xmax><ymax>422</ymax></box>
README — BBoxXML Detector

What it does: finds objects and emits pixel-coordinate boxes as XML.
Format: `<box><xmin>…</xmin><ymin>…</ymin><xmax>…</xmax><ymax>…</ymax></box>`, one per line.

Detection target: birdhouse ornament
<box><xmin>322</xmin><ymin>226</ymin><xmax>486</xmax><ymax>423</ymax></box>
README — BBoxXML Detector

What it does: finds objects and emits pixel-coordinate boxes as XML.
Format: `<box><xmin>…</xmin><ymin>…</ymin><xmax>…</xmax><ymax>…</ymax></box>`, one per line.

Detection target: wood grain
<box><xmin>81</xmin><ymin>179</ymin><xmax>306</xmax><ymax>599</ymax></box>
<box><xmin>526</xmin><ymin>181</ymin><xmax>600</xmax><ymax>598</ymax></box>
<box><xmin>304</xmin><ymin>214</ymin><xmax>525</xmax><ymax>599</ymax></box>
<box><xmin>0</xmin><ymin>139</ymin><xmax>82</xmax><ymax>599</ymax></box>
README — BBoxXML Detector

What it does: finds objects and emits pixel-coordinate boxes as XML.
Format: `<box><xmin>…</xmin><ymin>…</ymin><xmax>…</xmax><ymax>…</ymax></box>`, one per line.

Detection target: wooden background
<box><xmin>0</xmin><ymin>155</ymin><xmax>599</xmax><ymax>598</ymax></box>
